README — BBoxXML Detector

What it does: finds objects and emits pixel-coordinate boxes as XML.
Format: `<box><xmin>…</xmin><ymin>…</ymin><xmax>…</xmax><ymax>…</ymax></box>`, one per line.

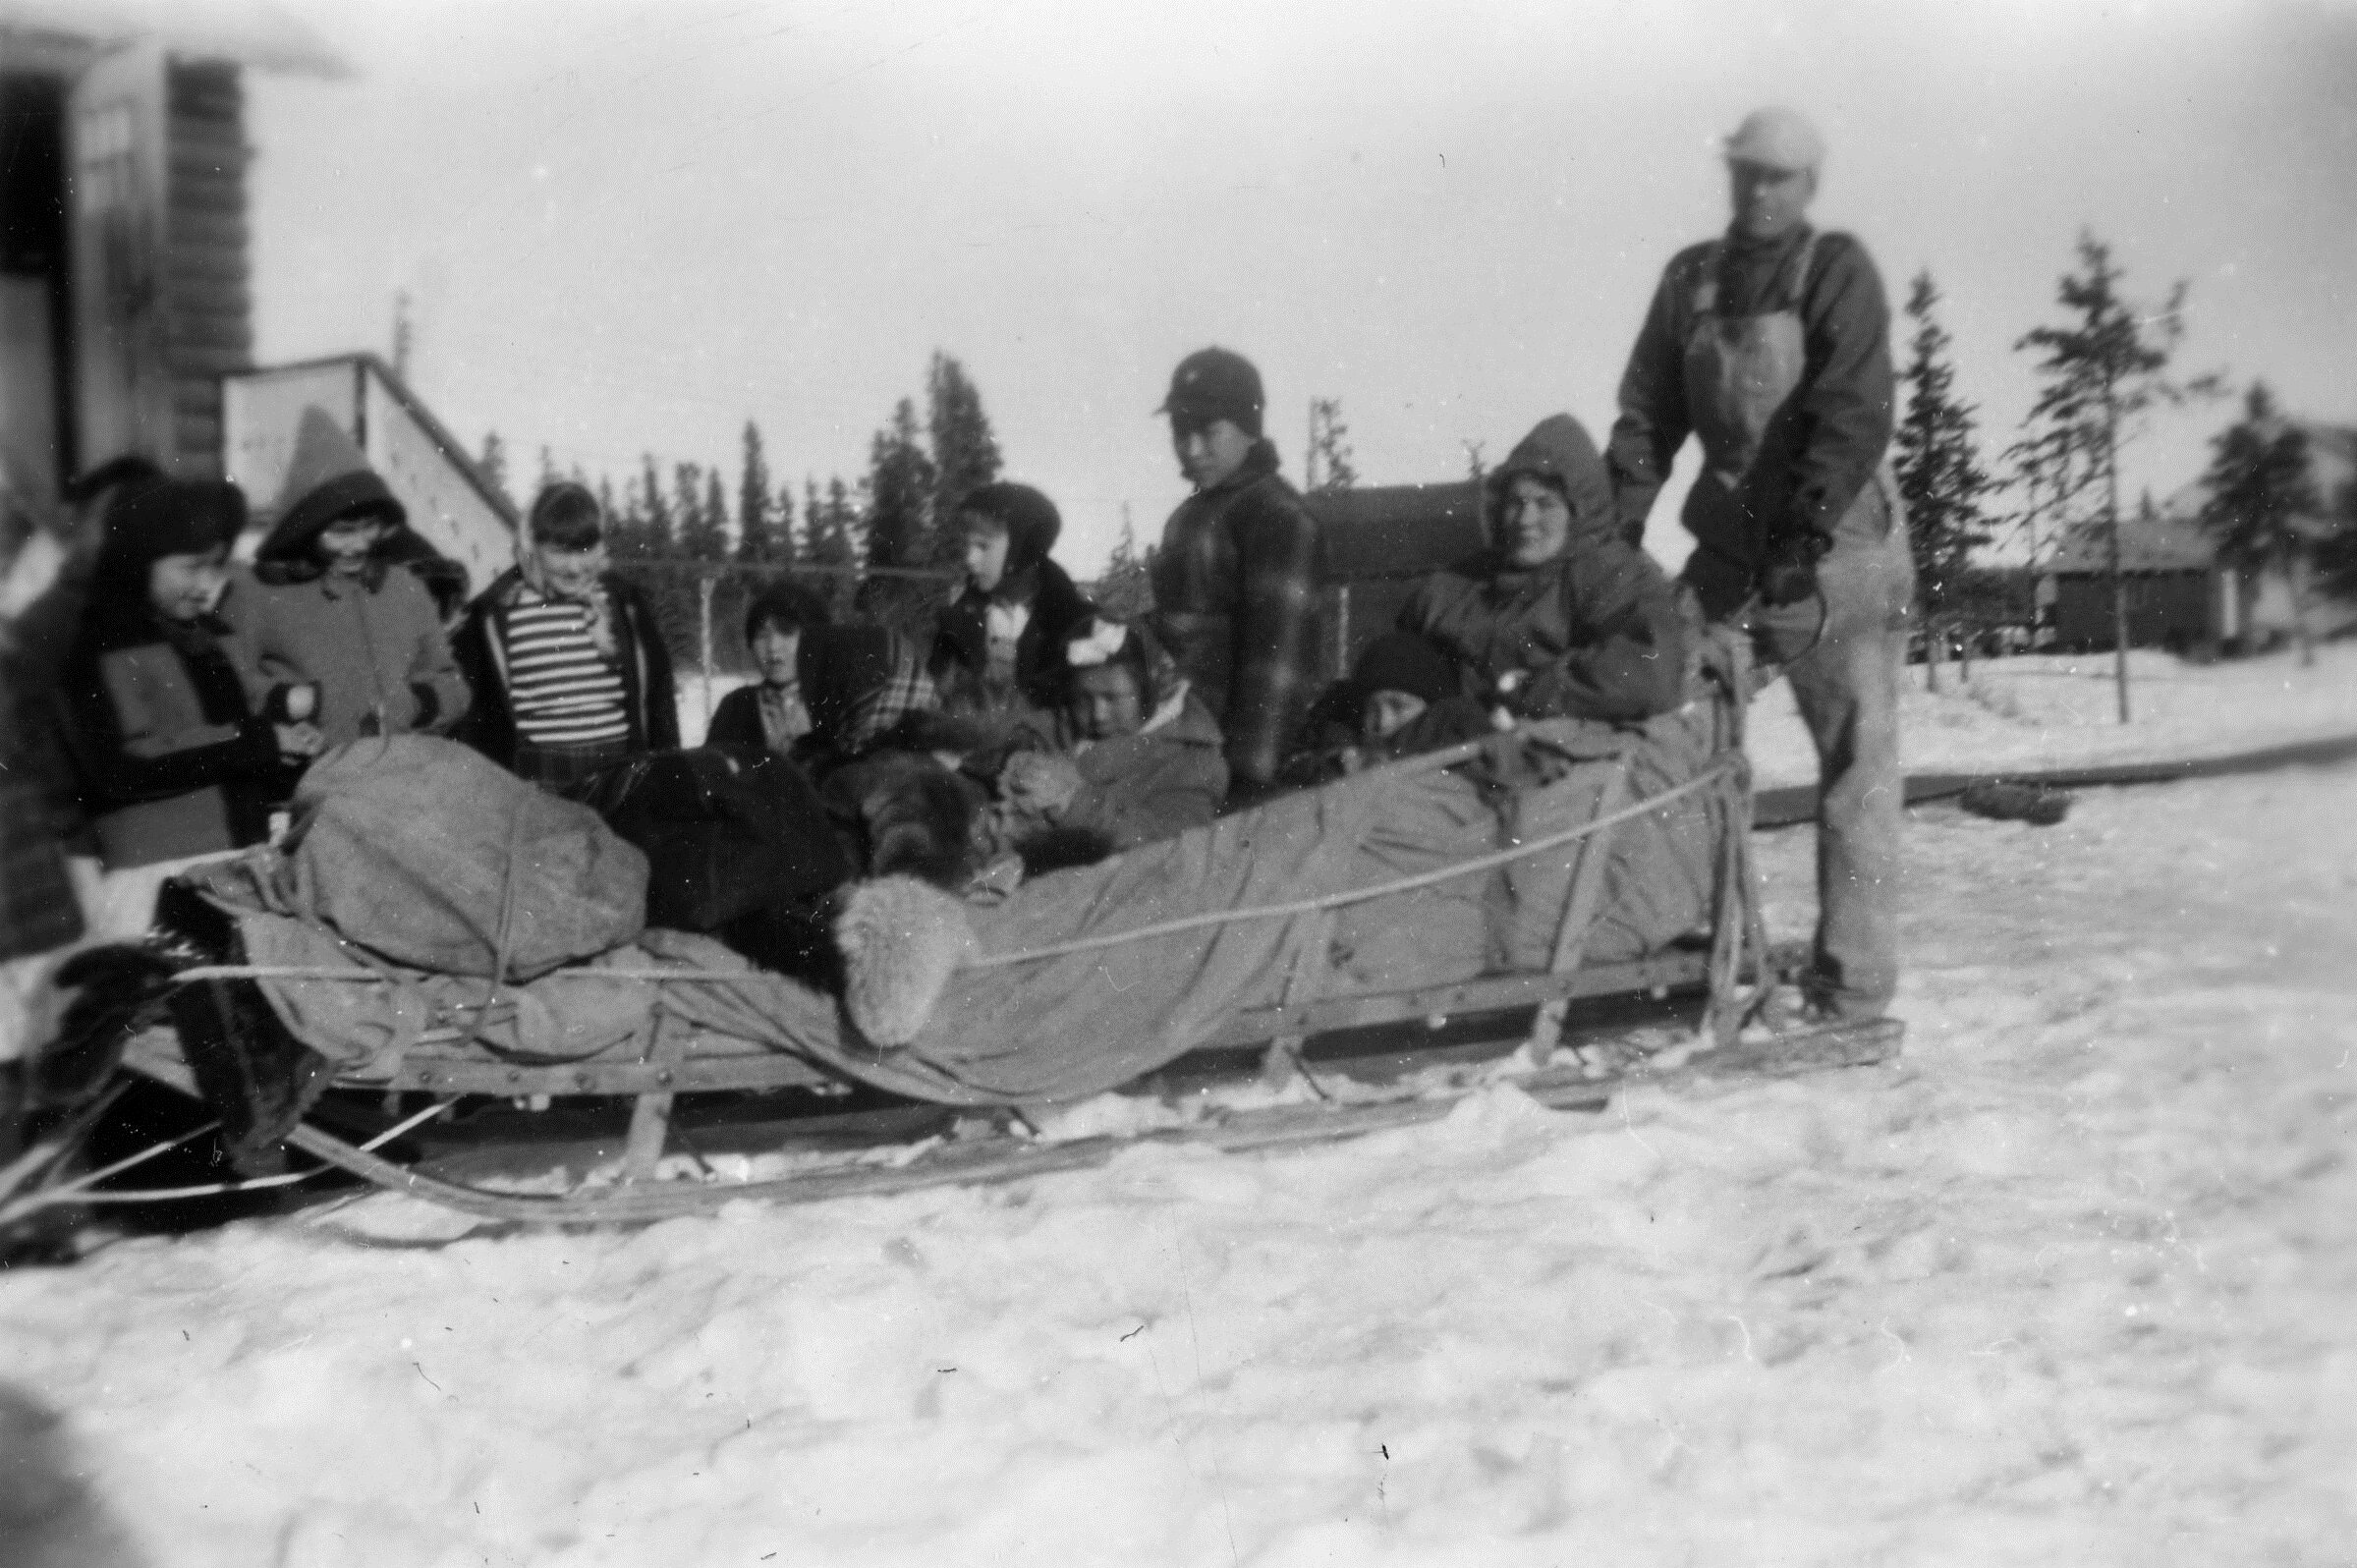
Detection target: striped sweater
<box><xmin>453</xmin><ymin>568</ymin><xmax>679</xmax><ymax>773</ymax></box>
<box><xmin>500</xmin><ymin>589</ymin><xmax>632</xmax><ymax>746</ymax></box>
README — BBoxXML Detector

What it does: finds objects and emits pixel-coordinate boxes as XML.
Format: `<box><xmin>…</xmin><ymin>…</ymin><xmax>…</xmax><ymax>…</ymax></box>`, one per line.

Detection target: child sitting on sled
<box><xmin>970</xmin><ymin>615</ymin><xmax>1226</xmax><ymax>872</ymax></box>
<box><xmin>926</xmin><ymin>481</ymin><xmax>1094</xmax><ymax>727</ymax></box>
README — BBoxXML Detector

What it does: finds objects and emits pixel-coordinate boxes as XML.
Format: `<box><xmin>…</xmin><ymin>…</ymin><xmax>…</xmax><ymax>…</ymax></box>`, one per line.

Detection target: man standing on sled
<box><xmin>1606</xmin><ymin>107</ymin><xmax>1915</xmax><ymax>1023</ymax></box>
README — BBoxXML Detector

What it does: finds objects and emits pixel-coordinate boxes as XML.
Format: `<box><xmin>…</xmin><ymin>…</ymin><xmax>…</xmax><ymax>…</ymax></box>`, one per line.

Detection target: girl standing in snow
<box><xmin>229</xmin><ymin>407</ymin><xmax>471</xmax><ymax>753</ymax></box>
<box><xmin>57</xmin><ymin>477</ymin><xmax>323</xmax><ymax>938</ymax></box>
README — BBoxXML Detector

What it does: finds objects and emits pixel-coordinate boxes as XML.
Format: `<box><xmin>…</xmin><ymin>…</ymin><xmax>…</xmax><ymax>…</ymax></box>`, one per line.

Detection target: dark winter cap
<box><xmin>1158</xmin><ymin>348</ymin><xmax>1264</xmax><ymax>438</ymax></box>
<box><xmin>257</xmin><ymin>406</ymin><xmax>406</xmax><ymax>566</ymax></box>
<box><xmin>93</xmin><ymin>478</ymin><xmax>246</xmax><ymax>596</ymax></box>
<box><xmin>63</xmin><ymin>454</ymin><xmax>168</xmax><ymax>509</ymax></box>
<box><xmin>1351</xmin><ymin>631</ymin><xmax>1462</xmax><ymax>704</ymax></box>
<box><xmin>957</xmin><ymin>481</ymin><xmax>1063</xmax><ymax>576</ymax></box>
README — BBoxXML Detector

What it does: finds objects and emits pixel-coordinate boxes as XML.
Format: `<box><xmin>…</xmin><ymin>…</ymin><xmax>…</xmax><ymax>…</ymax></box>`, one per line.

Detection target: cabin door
<box><xmin>67</xmin><ymin>40</ymin><xmax>172</xmax><ymax>474</ymax></box>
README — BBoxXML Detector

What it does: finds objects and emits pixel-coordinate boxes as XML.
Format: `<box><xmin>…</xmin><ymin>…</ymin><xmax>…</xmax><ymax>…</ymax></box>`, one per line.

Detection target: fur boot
<box><xmin>833</xmin><ymin>875</ymin><xmax>977</xmax><ymax>1047</ymax></box>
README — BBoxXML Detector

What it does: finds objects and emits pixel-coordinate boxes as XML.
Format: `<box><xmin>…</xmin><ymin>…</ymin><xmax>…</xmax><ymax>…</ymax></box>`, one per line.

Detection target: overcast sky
<box><xmin>246</xmin><ymin>0</ymin><xmax>2357</xmax><ymax>575</ymax></box>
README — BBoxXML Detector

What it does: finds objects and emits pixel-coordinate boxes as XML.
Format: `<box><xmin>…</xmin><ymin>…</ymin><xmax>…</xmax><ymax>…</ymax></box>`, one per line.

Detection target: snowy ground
<box><xmin>5</xmin><ymin>754</ymin><xmax>2352</xmax><ymax>1564</ymax></box>
<box><xmin>1747</xmin><ymin>642</ymin><xmax>2357</xmax><ymax>791</ymax></box>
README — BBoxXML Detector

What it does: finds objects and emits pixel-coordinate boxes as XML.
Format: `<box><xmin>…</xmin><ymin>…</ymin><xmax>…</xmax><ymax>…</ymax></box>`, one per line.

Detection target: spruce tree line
<box><xmin>474</xmin><ymin>352</ymin><xmax>997</xmax><ymax>671</ymax></box>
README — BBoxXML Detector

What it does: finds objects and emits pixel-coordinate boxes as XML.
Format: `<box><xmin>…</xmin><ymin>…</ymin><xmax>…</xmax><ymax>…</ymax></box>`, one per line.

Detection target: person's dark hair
<box><xmin>744</xmin><ymin>581</ymin><xmax>833</xmax><ymax>644</ymax></box>
<box><xmin>90</xmin><ymin>480</ymin><xmax>246</xmax><ymax>604</ymax></box>
<box><xmin>957</xmin><ymin>482</ymin><xmax>1062</xmax><ymax>577</ymax></box>
<box><xmin>528</xmin><ymin>480</ymin><xmax>604</xmax><ymax>550</ymax></box>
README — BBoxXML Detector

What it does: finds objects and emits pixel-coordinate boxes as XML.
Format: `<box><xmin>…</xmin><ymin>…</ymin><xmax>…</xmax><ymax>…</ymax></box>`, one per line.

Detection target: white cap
<box><xmin>1723</xmin><ymin>107</ymin><xmax>1825</xmax><ymax>172</ymax></box>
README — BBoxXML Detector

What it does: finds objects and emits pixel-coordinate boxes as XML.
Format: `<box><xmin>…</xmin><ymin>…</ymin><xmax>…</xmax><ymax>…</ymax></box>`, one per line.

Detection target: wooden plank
<box><xmin>386</xmin><ymin>1041</ymin><xmax>838</xmax><ymax>1097</ymax></box>
<box><xmin>166</xmin><ymin>211</ymin><xmax>247</xmax><ymax>249</ymax></box>
<box><xmin>618</xmin><ymin>1023</ymin><xmax>687</xmax><ymax>1182</ymax></box>
<box><xmin>1194</xmin><ymin>952</ymin><xmax>1711</xmax><ymax>1050</ymax></box>
<box><xmin>173</xmin><ymin>380</ymin><xmax>228</xmax><ymax>415</ymax></box>
<box><xmin>166</xmin><ymin>345</ymin><xmax>259</xmax><ymax>377</ymax></box>
<box><xmin>169</xmin><ymin>181</ymin><xmax>248</xmax><ymax>219</ymax></box>
<box><xmin>169</xmin><ymin>142</ymin><xmax>252</xmax><ymax>177</ymax></box>
<box><xmin>169</xmin><ymin>315</ymin><xmax>253</xmax><ymax>351</ymax></box>
<box><xmin>166</xmin><ymin>250</ymin><xmax>251</xmax><ymax>283</ymax></box>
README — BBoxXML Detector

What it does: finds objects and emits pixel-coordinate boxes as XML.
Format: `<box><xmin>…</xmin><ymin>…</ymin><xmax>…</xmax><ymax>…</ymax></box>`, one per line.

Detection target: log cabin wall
<box><xmin>161</xmin><ymin>58</ymin><xmax>250</xmax><ymax>477</ymax></box>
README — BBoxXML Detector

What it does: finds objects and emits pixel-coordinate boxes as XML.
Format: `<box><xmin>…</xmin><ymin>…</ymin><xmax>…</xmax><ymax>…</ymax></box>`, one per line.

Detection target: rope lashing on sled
<box><xmin>156</xmin><ymin>756</ymin><xmax>1740</xmax><ymax>985</ymax></box>
<box><xmin>966</xmin><ymin>757</ymin><xmax>1741</xmax><ymax>971</ymax></box>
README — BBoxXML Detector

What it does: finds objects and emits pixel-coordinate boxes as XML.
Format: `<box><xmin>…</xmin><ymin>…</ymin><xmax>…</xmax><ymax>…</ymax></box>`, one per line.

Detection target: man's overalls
<box><xmin>1677</xmin><ymin>235</ymin><xmax>1915</xmax><ymax>1019</ymax></box>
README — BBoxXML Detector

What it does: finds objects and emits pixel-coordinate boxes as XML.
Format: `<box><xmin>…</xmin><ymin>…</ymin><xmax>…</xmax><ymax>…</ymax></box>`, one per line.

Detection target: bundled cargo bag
<box><xmin>280</xmin><ymin>734</ymin><xmax>647</xmax><ymax>980</ymax></box>
<box><xmin>587</xmin><ymin>747</ymin><xmax>853</xmax><ymax>931</ymax></box>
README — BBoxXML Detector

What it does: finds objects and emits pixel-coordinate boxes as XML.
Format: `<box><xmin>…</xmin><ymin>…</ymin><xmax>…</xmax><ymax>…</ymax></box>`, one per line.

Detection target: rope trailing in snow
<box><xmin>0</xmin><ymin>1094</ymin><xmax>461</xmax><ymax>1225</ymax></box>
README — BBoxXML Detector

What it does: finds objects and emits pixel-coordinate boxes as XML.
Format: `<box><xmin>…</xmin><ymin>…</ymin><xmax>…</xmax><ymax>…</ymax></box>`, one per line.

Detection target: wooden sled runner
<box><xmin>11</xmin><ymin>693</ymin><xmax>1901</xmax><ymax>1233</ymax></box>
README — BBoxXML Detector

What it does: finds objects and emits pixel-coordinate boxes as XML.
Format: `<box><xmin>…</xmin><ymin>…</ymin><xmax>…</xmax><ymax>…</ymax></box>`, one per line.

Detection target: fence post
<box><xmin>1332</xmin><ymin>584</ymin><xmax>1352</xmax><ymax>681</ymax></box>
<box><xmin>698</xmin><ymin>572</ymin><xmax>716</xmax><ymax>726</ymax></box>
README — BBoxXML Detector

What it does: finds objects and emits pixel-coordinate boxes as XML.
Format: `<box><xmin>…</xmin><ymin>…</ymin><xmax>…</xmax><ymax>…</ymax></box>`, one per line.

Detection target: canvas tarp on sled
<box><xmin>180</xmin><ymin>705</ymin><xmax>1727</xmax><ymax>1108</ymax></box>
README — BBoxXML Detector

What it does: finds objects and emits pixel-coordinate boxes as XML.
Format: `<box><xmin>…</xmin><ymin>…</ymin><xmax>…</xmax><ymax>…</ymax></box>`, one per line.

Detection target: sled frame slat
<box><xmin>1194</xmin><ymin>950</ymin><xmax>1711</xmax><ymax>1051</ymax></box>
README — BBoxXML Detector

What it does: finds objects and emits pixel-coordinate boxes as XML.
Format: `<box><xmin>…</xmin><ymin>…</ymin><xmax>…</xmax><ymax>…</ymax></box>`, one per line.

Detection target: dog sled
<box><xmin>6</xmin><ymin>679</ymin><xmax>1898</xmax><ymax>1234</ymax></box>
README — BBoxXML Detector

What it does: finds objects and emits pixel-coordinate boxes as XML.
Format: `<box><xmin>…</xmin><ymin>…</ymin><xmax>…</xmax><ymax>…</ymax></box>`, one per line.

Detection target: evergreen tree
<box><xmin>2199</xmin><ymin>383</ymin><xmax>2323</xmax><ymax>665</ymax></box>
<box><xmin>1307</xmin><ymin>398</ymin><xmax>1358</xmax><ymax>494</ymax></box>
<box><xmin>804</xmin><ymin>478</ymin><xmax>831</xmax><ymax>565</ymax></box>
<box><xmin>926</xmin><ymin>353</ymin><xmax>1002</xmax><ymax>565</ymax></box>
<box><xmin>1893</xmin><ymin>272</ymin><xmax>1996</xmax><ymax>662</ymax></box>
<box><xmin>699</xmin><ymin>471</ymin><xmax>731</xmax><ymax>560</ymax></box>
<box><xmin>2008</xmin><ymin>232</ymin><xmax>2217</xmax><ymax>720</ymax></box>
<box><xmin>536</xmin><ymin>444</ymin><xmax>556</xmax><ymax>495</ymax></box>
<box><xmin>639</xmin><ymin>455</ymin><xmax>673</xmax><ymax>551</ymax></box>
<box><xmin>601</xmin><ymin>473</ymin><xmax>639</xmax><ymax>560</ymax></box>
<box><xmin>864</xmin><ymin>399</ymin><xmax>936</xmax><ymax>570</ymax></box>
<box><xmin>672</xmin><ymin>463</ymin><xmax>712</xmax><ymax>554</ymax></box>
<box><xmin>769</xmin><ymin>481</ymin><xmax>799</xmax><ymax>565</ymax></box>
<box><xmin>737</xmin><ymin>421</ymin><xmax>783</xmax><ymax>564</ymax></box>
<box><xmin>1094</xmin><ymin>513</ymin><xmax>1155</xmax><ymax>621</ymax></box>
<box><xmin>808</xmin><ymin>476</ymin><xmax>861</xmax><ymax>618</ymax></box>
<box><xmin>478</xmin><ymin>431</ymin><xmax>512</xmax><ymax>509</ymax></box>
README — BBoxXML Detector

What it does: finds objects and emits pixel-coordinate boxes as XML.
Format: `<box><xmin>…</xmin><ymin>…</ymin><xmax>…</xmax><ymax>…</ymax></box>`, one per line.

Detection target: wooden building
<box><xmin>2</xmin><ymin>4</ymin><xmax>515</xmax><ymax>588</ymax></box>
<box><xmin>1300</xmin><ymin>479</ymin><xmax>1485</xmax><ymax>677</ymax></box>
<box><xmin>1</xmin><ymin>1</ymin><xmax>347</xmax><ymax>502</ymax></box>
<box><xmin>2039</xmin><ymin>424</ymin><xmax>2357</xmax><ymax>652</ymax></box>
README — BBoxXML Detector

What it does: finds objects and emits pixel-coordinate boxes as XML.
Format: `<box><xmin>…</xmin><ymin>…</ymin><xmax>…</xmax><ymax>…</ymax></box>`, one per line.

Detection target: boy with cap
<box><xmin>1149</xmin><ymin>347</ymin><xmax>1325</xmax><ymax>807</ymax></box>
<box><xmin>1605</xmin><ymin>106</ymin><xmax>1914</xmax><ymax>1022</ymax></box>
<box><xmin>229</xmin><ymin>407</ymin><xmax>471</xmax><ymax>753</ymax></box>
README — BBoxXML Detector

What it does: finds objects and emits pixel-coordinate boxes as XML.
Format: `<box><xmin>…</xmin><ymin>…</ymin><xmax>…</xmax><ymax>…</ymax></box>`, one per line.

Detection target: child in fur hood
<box><xmin>926</xmin><ymin>481</ymin><xmax>1094</xmax><ymax>726</ymax></box>
<box><xmin>972</xmin><ymin>615</ymin><xmax>1227</xmax><ymax>872</ymax></box>
<box><xmin>226</xmin><ymin>407</ymin><xmax>471</xmax><ymax>752</ymax></box>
